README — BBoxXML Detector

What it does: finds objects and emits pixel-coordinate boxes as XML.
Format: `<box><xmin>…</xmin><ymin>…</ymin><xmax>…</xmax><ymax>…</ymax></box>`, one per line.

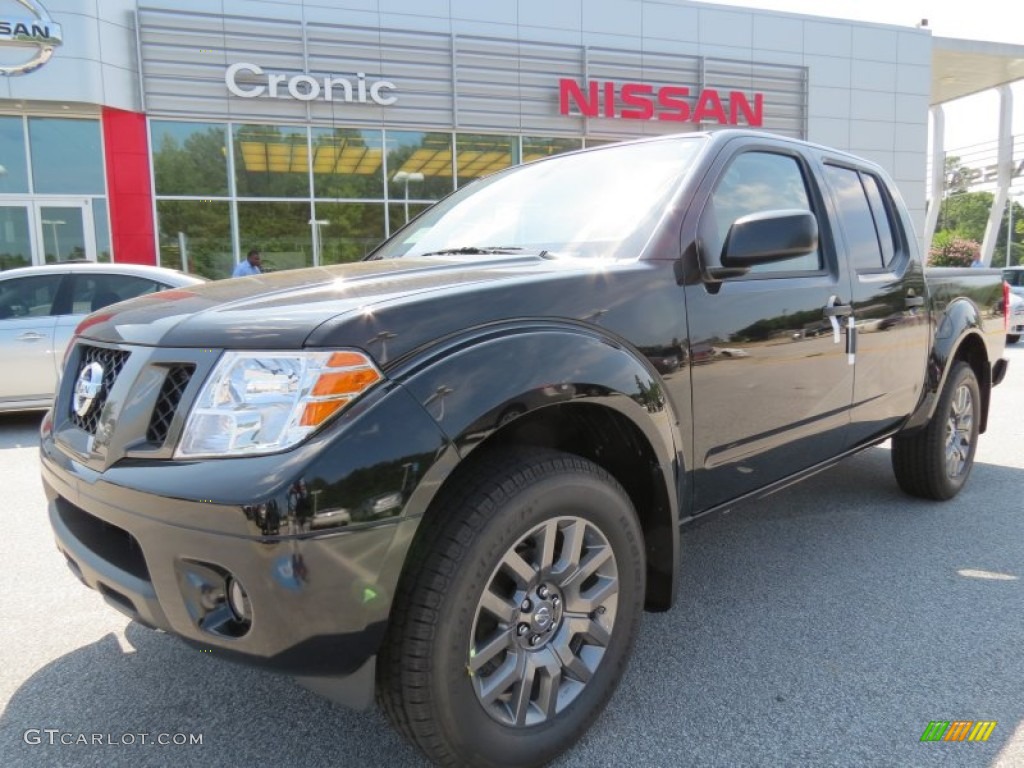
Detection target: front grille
<box><xmin>69</xmin><ymin>345</ymin><xmax>130</xmax><ymax>434</ymax></box>
<box><xmin>147</xmin><ymin>365</ymin><xmax>195</xmax><ymax>445</ymax></box>
<box><xmin>56</xmin><ymin>498</ymin><xmax>150</xmax><ymax>582</ymax></box>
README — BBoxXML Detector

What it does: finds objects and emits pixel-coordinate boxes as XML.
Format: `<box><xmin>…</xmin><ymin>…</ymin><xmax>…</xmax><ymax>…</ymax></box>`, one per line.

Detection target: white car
<box><xmin>0</xmin><ymin>262</ymin><xmax>203</xmax><ymax>412</ymax></box>
<box><xmin>1007</xmin><ymin>290</ymin><xmax>1024</xmax><ymax>345</ymax></box>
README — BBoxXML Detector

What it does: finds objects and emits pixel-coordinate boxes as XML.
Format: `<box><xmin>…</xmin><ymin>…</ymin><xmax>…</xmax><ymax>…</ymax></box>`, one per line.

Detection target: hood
<box><xmin>75</xmin><ymin>255</ymin><xmax>599</xmax><ymax>351</ymax></box>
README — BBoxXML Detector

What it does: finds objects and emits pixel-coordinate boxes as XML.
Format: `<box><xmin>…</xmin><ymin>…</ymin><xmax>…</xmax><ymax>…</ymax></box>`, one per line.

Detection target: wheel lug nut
<box><xmin>517</xmin><ymin>623</ymin><xmax>529</xmax><ymax>636</ymax></box>
<box><xmin>552</xmin><ymin>596</ymin><xmax>560</xmax><ymax>607</ymax></box>
<box><xmin>538</xmin><ymin>586</ymin><xmax>549</xmax><ymax>599</ymax></box>
<box><xmin>529</xmin><ymin>635</ymin><xmax>541</xmax><ymax>646</ymax></box>
<box><xmin>521</xmin><ymin>599</ymin><xmax>532</xmax><ymax>612</ymax></box>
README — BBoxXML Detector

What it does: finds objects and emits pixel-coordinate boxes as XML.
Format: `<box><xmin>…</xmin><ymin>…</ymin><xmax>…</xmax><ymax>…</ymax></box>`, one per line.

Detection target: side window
<box><xmin>860</xmin><ymin>174</ymin><xmax>898</xmax><ymax>267</ymax></box>
<box><xmin>823</xmin><ymin>165</ymin><xmax>895</xmax><ymax>271</ymax></box>
<box><xmin>704</xmin><ymin>151</ymin><xmax>821</xmax><ymax>274</ymax></box>
<box><xmin>70</xmin><ymin>274</ymin><xmax>164</xmax><ymax>314</ymax></box>
<box><xmin>0</xmin><ymin>275</ymin><xmax>63</xmax><ymax>319</ymax></box>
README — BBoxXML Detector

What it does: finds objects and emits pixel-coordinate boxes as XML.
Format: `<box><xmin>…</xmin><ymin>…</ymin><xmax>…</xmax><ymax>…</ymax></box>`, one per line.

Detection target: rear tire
<box><xmin>1007</xmin><ymin>334</ymin><xmax>1020</xmax><ymax>345</ymax></box>
<box><xmin>891</xmin><ymin>361</ymin><xmax>980</xmax><ymax>500</ymax></box>
<box><xmin>378</xmin><ymin>448</ymin><xmax>645</xmax><ymax>768</ymax></box>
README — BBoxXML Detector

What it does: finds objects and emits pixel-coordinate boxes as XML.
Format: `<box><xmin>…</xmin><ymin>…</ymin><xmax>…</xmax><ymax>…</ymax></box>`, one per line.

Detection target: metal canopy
<box><xmin>932</xmin><ymin>37</ymin><xmax>1024</xmax><ymax>104</ymax></box>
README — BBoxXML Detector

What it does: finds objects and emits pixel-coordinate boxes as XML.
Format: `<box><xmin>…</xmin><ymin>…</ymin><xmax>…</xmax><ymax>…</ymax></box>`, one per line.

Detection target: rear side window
<box><xmin>0</xmin><ymin>274</ymin><xmax>63</xmax><ymax>319</ymax></box>
<box><xmin>704</xmin><ymin>151</ymin><xmax>822</xmax><ymax>274</ymax></box>
<box><xmin>70</xmin><ymin>273</ymin><xmax>166</xmax><ymax>314</ymax></box>
<box><xmin>824</xmin><ymin>165</ymin><xmax>900</xmax><ymax>271</ymax></box>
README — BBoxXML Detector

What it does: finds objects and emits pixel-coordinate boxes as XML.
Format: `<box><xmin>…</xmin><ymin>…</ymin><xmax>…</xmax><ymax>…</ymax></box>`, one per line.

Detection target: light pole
<box><xmin>1008</xmin><ymin>192</ymin><xmax>1022</xmax><ymax>268</ymax></box>
<box><xmin>309</xmin><ymin>218</ymin><xmax>329</xmax><ymax>266</ymax></box>
<box><xmin>392</xmin><ymin>171</ymin><xmax>424</xmax><ymax>224</ymax></box>
<box><xmin>41</xmin><ymin>219</ymin><xmax>65</xmax><ymax>262</ymax></box>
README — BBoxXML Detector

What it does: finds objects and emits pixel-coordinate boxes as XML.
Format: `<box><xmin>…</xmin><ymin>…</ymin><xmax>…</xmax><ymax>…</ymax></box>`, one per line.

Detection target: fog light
<box><xmin>227</xmin><ymin>578</ymin><xmax>252</xmax><ymax>623</ymax></box>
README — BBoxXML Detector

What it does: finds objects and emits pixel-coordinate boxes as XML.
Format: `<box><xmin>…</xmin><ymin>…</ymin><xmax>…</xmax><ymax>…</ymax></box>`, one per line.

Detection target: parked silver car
<box><xmin>0</xmin><ymin>262</ymin><xmax>203</xmax><ymax>412</ymax></box>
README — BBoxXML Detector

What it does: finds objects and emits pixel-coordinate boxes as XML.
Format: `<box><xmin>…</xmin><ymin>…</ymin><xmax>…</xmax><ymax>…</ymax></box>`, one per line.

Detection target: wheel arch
<box><xmin>394</xmin><ymin>324</ymin><xmax>682</xmax><ymax>612</ymax></box>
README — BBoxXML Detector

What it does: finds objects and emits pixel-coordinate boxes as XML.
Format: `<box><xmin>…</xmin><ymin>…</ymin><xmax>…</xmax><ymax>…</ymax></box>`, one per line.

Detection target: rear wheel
<box><xmin>378</xmin><ymin>448</ymin><xmax>645</xmax><ymax>768</ymax></box>
<box><xmin>891</xmin><ymin>361</ymin><xmax>980</xmax><ymax>500</ymax></box>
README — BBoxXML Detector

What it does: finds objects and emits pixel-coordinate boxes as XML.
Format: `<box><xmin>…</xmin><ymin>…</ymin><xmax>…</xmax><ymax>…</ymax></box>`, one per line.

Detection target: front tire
<box><xmin>891</xmin><ymin>361</ymin><xmax>980</xmax><ymax>500</ymax></box>
<box><xmin>378</xmin><ymin>448</ymin><xmax>645</xmax><ymax>768</ymax></box>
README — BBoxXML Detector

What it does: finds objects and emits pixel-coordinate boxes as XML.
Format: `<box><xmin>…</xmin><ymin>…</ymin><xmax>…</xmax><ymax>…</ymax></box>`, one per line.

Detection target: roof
<box><xmin>932</xmin><ymin>36</ymin><xmax>1024</xmax><ymax>104</ymax></box>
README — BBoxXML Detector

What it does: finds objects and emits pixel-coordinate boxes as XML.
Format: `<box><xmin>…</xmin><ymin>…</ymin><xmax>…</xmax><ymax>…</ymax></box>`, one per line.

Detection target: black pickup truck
<box><xmin>42</xmin><ymin>130</ymin><xmax>1008</xmax><ymax>767</ymax></box>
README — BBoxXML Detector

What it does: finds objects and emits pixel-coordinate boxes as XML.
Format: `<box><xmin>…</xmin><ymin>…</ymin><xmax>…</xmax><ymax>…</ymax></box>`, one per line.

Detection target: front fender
<box><xmin>395</xmin><ymin>322</ymin><xmax>679</xmax><ymax>471</ymax></box>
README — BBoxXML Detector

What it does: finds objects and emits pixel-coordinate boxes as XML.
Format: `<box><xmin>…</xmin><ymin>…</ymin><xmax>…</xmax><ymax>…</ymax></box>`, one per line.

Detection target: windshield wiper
<box><xmin>418</xmin><ymin>246</ymin><xmax>526</xmax><ymax>257</ymax></box>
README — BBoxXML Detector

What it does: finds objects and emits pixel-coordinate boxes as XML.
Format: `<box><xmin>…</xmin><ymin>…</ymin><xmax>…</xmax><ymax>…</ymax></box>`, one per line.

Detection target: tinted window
<box><xmin>706</xmin><ymin>152</ymin><xmax>821</xmax><ymax>274</ymax></box>
<box><xmin>861</xmin><ymin>173</ymin><xmax>897</xmax><ymax>267</ymax></box>
<box><xmin>0</xmin><ymin>275</ymin><xmax>63</xmax><ymax>319</ymax></box>
<box><xmin>824</xmin><ymin>165</ymin><xmax>883</xmax><ymax>271</ymax></box>
<box><xmin>69</xmin><ymin>274</ymin><xmax>165</xmax><ymax>314</ymax></box>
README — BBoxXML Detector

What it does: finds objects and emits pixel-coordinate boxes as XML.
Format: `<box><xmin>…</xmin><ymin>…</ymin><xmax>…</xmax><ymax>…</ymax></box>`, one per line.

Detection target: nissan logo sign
<box><xmin>0</xmin><ymin>0</ymin><xmax>62</xmax><ymax>76</ymax></box>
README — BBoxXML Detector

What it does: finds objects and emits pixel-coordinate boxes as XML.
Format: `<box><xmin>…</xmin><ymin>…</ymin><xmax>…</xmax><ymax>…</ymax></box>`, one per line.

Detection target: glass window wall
<box><xmin>455</xmin><ymin>133</ymin><xmax>518</xmax><ymax>188</ymax></box>
<box><xmin>385</xmin><ymin>131</ymin><xmax>454</xmax><ymax>201</ymax></box>
<box><xmin>237</xmin><ymin>201</ymin><xmax>312</xmax><ymax>272</ymax></box>
<box><xmin>152</xmin><ymin>121</ymin><xmax>229</xmax><ymax>196</ymax></box>
<box><xmin>29</xmin><ymin>118</ymin><xmax>104</xmax><ymax>195</ymax></box>
<box><xmin>315</xmin><ymin>203</ymin><xmax>386</xmax><ymax>264</ymax></box>
<box><xmin>234</xmin><ymin>124</ymin><xmax>310</xmax><ymax>198</ymax></box>
<box><xmin>312</xmin><ymin>128</ymin><xmax>384</xmax><ymax>199</ymax></box>
<box><xmin>0</xmin><ymin>116</ymin><xmax>29</xmax><ymax>194</ymax></box>
<box><xmin>157</xmin><ymin>200</ymin><xmax>232</xmax><ymax>279</ymax></box>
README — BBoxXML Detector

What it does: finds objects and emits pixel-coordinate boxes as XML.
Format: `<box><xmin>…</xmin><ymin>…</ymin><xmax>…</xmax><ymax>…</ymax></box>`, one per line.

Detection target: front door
<box><xmin>681</xmin><ymin>142</ymin><xmax>855</xmax><ymax>512</ymax></box>
<box><xmin>0</xmin><ymin>199</ymin><xmax>96</xmax><ymax>268</ymax></box>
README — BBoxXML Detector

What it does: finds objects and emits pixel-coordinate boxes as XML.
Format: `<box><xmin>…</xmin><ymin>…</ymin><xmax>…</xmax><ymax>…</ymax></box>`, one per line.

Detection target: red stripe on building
<box><xmin>102</xmin><ymin>107</ymin><xmax>156</xmax><ymax>266</ymax></box>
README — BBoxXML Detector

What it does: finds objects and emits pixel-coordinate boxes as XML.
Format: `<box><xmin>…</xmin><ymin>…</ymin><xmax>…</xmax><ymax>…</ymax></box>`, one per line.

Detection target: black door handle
<box><xmin>905</xmin><ymin>296</ymin><xmax>925</xmax><ymax>308</ymax></box>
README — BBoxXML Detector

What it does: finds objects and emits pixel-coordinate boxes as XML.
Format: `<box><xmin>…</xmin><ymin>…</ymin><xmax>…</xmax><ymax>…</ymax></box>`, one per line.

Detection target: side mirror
<box><xmin>721</xmin><ymin>209</ymin><xmax>818</xmax><ymax>269</ymax></box>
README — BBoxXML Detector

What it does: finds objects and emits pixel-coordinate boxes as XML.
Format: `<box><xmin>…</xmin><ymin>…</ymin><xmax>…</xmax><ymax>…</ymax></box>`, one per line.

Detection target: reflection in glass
<box><xmin>92</xmin><ymin>198</ymin><xmax>111</xmax><ymax>262</ymax></box>
<box><xmin>151</xmin><ymin>121</ymin><xmax>229</xmax><ymax>196</ymax></box>
<box><xmin>385</xmin><ymin>131</ymin><xmax>453</xmax><ymax>201</ymax></box>
<box><xmin>455</xmin><ymin>134</ymin><xmax>519</xmax><ymax>188</ymax></box>
<box><xmin>0</xmin><ymin>116</ymin><xmax>29</xmax><ymax>194</ymax></box>
<box><xmin>521</xmin><ymin>136</ymin><xmax>582</xmax><ymax>164</ymax></box>
<box><xmin>312</xmin><ymin>128</ymin><xmax>383</xmax><ymax>199</ymax></box>
<box><xmin>29</xmin><ymin>118</ymin><xmax>104</xmax><ymax>195</ymax></box>
<box><xmin>39</xmin><ymin>206</ymin><xmax>87</xmax><ymax>263</ymax></box>
<box><xmin>234</xmin><ymin>124</ymin><xmax>310</xmax><ymax>198</ymax></box>
<box><xmin>0</xmin><ymin>205</ymin><xmax>31</xmax><ymax>270</ymax></box>
<box><xmin>157</xmin><ymin>200</ymin><xmax>232</xmax><ymax>278</ymax></box>
<box><xmin>709</xmin><ymin>152</ymin><xmax>820</xmax><ymax>274</ymax></box>
<box><xmin>237</xmin><ymin>201</ymin><xmax>312</xmax><ymax>272</ymax></box>
<box><xmin>314</xmin><ymin>203</ymin><xmax>385</xmax><ymax>264</ymax></box>
<box><xmin>388</xmin><ymin>202</ymin><xmax>433</xmax><ymax>235</ymax></box>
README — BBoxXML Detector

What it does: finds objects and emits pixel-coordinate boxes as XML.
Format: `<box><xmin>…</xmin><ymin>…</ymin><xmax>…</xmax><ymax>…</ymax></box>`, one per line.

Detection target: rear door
<box><xmin>0</xmin><ymin>273</ymin><xmax>65</xmax><ymax>405</ymax></box>
<box><xmin>820</xmin><ymin>163</ymin><xmax>929</xmax><ymax>445</ymax></box>
<box><xmin>681</xmin><ymin>138</ymin><xmax>855</xmax><ymax>512</ymax></box>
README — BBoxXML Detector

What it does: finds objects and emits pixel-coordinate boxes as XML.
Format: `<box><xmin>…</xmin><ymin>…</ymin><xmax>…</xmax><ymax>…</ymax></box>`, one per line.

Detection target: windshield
<box><xmin>370</xmin><ymin>136</ymin><xmax>706</xmax><ymax>260</ymax></box>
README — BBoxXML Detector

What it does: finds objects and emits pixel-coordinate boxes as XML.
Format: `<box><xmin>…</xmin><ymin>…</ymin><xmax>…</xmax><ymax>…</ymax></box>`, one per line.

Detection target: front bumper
<box><xmin>42</xmin><ymin>451</ymin><xmax>406</xmax><ymax>683</ymax></box>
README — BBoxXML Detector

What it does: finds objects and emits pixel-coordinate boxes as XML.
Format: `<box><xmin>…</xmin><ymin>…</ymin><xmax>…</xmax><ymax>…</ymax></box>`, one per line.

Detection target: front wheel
<box><xmin>378</xmin><ymin>448</ymin><xmax>645</xmax><ymax>768</ymax></box>
<box><xmin>891</xmin><ymin>361</ymin><xmax>981</xmax><ymax>500</ymax></box>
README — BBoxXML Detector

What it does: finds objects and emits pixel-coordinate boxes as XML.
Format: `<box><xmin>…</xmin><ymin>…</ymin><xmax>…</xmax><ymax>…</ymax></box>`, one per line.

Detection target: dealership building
<box><xmin>0</xmin><ymin>0</ymin><xmax>1021</xmax><ymax>275</ymax></box>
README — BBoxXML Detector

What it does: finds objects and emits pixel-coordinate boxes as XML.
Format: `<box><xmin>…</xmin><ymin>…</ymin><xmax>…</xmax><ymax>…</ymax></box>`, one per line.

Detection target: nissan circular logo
<box><xmin>72</xmin><ymin>362</ymin><xmax>104</xmax><ymax>419</ymax></box>
<box><xmin>0</xmin><ymin>0</ymin><xmax>63</xmax><ymax>76</ymax></box>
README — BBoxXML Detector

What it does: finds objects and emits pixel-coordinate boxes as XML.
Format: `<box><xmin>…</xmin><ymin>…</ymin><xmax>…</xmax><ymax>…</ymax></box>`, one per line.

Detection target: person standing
<box><xmin>233</xmin><ymin>248</ymin><xmax>262</xmax><ymax>277</ymax></box>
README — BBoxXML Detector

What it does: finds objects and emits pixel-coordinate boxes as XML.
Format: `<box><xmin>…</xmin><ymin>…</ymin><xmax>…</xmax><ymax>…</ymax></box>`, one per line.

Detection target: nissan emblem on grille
<box><xmin>72</xmin><ymin>362</ymin><xmax>105</xmax><ymax>418</ymax></box>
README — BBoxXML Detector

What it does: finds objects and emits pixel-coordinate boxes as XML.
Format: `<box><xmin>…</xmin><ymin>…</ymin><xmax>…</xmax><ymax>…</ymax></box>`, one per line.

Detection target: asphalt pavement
<box><xmin>2</xmin><ymin>344</ymin><xmax>1022</xmax><ymax>768</ymax></box>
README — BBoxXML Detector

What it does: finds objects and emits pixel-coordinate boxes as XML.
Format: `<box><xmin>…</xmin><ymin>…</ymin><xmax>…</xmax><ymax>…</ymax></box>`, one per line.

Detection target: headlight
<box><xmin>176</xmin><ymin>350</ymin><xmax>382</xmax><ymax>458</ymax></box>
